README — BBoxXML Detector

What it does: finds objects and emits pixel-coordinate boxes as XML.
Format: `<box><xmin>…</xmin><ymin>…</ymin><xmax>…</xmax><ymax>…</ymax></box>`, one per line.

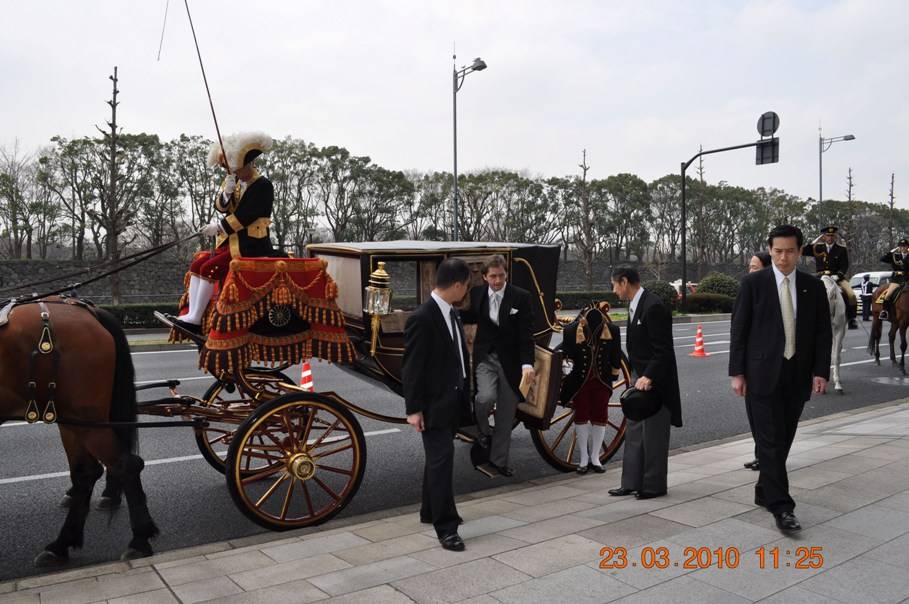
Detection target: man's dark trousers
<box><xmin>421</xmin><ymin>426</ymin><xmax>460</xmax><ymax>538</ymax></box>
<box><xmin>747</xmin><ymin>357</ymin><xmax>804</xmax><ymax>514</ymax></box>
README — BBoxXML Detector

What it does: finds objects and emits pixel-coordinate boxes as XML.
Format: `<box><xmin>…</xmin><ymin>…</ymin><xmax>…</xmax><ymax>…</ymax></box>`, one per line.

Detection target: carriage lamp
<box><xmin>365</xmin><ymin>262</ymin><xmax>393</xmax><ymax>356</ymax></box>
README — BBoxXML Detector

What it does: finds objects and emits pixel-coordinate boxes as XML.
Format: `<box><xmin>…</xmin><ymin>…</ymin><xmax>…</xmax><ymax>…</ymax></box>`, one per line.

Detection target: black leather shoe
<box><xmin>743</xmin><ymin>459</ymin><xmax>759</xmax><ymax>470</ymax></box>
<box><xmin>608</xmin><ymin>487</ymin><xmax>635</xmax><ymax>497</ymax></box>
<box><xmin>439</xmin><ymin>533</ymin><xmax>466</xmax><ymax>552</ymax></box>
<box><xmin>489</xmin><ymin>462</ymin><xmax>515</xmax><ymax>477</ymax></box>
<box><xmin>774</xmin><ymin>511</ymin><xmax>801</xmax><ymax>532</ymax></box>
<box><xmin>576</xmin><ymin>464</ymin><xmax>589</xmax><ymax>475</ymax></box>
<box><xmin>590</xmin><ymin>463</ymin><xmax>606</xmax><ymax>474</ymax></box>
<box><xmin>848</xmin><ymin>319</ymin><xmax>858</xmax><ymax>330</ymax></box>
<box><xmin>421</xmin><ymin>515</ymin><xmax>464</xmax><ymax>525</ymax></box>
<box><xmin>635</xmin><ymin>491</ymin><xmax>667</xmax><ymax>500</ymax></box>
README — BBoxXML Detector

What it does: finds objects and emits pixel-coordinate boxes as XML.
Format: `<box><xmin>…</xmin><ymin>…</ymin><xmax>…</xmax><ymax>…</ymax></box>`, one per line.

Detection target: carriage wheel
<box><xmin>195</xmin><ymin>371</ymin><xmax>296</xmax><ymax>475</ymax></box>
<box><xmin>531</xmin><ymin>354</ymin><xmax>632</xmax><ymax>472</ymax></box>
<box><xmin>225</xmin><ymin>392</ymin><xmax>367</xmax><ymax>531</ymax></box>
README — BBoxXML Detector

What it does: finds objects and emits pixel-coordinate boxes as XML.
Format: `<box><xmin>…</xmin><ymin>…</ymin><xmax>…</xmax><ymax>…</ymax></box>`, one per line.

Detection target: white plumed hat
<box><xmin>207</xmin><ymin>131</ymin><xmax>273</xmax><ymax>171</ymax></box>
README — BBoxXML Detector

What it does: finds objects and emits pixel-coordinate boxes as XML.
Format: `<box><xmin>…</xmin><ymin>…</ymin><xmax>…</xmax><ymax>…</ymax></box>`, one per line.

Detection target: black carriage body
<box><xmin>305</xmin><ymin>242</ymin><xmax>561</xmax><ymax>406</ymax></box>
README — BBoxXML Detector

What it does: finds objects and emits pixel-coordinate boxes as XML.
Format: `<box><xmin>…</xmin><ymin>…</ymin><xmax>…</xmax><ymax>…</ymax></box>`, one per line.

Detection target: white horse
<box><xmin>821</xmin><ymin>275</ymin><xmax>848</xmax><ymax>393</ymax></box>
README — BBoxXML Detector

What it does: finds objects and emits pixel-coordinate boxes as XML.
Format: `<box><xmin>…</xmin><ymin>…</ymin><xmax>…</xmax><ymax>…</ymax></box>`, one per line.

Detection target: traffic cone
<box><xmin>689</xmin><ymin>324</ymin><xmax>709</xmax><ymax>357</ymax></box>
<box><xmin>300</xmin><ymin>361</ymin><xmax>315</xmax><ymax>392</ymax></box>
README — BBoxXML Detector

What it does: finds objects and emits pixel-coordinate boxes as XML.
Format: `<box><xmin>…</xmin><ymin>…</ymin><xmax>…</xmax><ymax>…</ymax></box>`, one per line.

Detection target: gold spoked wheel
<box><xmin>225</xmin><ymin>393</ymin><xmax>367</xmax><ymax>531</ymax></box>
<box><xmin>194</xmin><ymin>371</ymin><xmax>296</xmax><ymax>475</ymax></box>
<box><xmin>531</xmin><ymin>354</ymin><xmax>632</xmax><ymax>472</ymax></box>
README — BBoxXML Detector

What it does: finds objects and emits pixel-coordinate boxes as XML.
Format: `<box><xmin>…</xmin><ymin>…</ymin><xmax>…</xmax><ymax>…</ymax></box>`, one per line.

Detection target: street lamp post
<box><xmin>818</xmin><ymin>128</ymin><xmax>855</xmax><ymax>226</ymax></box>
<box><xmin>452</xmin><ymin>55</ymin><xmax>487</xmax><ymax>241</ymax></box>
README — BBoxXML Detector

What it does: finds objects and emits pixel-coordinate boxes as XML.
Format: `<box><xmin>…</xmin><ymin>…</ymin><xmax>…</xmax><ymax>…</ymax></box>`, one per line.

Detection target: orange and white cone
<box><xmin>689</xmin><ymin>324</ymin><xmax>709</xmax><ymax>357</ymax></box>
<box><xmin>300</xmin><ymin>361</ymin><xmax>315</xmax><ymax>392</ymax></box>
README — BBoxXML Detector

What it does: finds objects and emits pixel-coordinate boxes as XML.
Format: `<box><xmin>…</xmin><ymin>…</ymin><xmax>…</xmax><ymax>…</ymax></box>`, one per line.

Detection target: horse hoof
<box><xmin>34</xmin><ymin>550</ymin><xmax>68</xmax><ymax>568</ymax></box>
<box><xmin>59</xmin><ymin>495</ymin><xmax>73</xmax><ymax>508</ymax></box>
<box><xmin>836</xmin><ymin>388</ymin><xmax>844</xmax><ymax>395</ymax></box>
<box><xmin>97</xmin><ymin>497</ymin><xmax>122</xmax><ymax>511</ymax></box>
<box><xmin>120</xmin><ymin>547</ymin><xmax>153</xmax><ymax>561</ymax></box>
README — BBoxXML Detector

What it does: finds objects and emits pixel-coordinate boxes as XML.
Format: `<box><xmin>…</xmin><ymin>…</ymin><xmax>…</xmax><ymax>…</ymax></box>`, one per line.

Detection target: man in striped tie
<box><xmin>730</xmin><ymin>225</ymin><xmax>832</xmax><ymax>532</ymax></box>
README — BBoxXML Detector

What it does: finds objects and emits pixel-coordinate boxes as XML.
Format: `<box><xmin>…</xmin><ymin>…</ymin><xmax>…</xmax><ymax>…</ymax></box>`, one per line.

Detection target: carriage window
<box><xmin>379</xmin><ymin>260</ymin><xmax>419</xmax><ymax>311</ymax></box>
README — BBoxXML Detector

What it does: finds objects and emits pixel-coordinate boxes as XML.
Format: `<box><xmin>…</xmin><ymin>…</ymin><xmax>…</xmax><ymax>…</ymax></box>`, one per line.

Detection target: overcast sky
<box><xmin>2</xmin><ymin>0</ymin><xmax>906</xmax><ymax>206</ymax></box>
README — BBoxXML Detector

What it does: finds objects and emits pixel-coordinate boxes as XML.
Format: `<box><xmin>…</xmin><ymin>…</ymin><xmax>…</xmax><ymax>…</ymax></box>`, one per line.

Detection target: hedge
<box><xmin>696</xmin><ymin>272</ymin><xmax>740</xmax><ymax>298</ymax></box>
<box><xmin>685</xmin><ymin>293</ymin><xmax>735</xmax><ymax>313</ymax></box>
<box><xmin>100</xmin><ymin>303</ymin><xmax>180</xmax><ymax>328</ymax></box>
<box><xmin>554</xmin><ymin>291</ymin><xmax>622</xmax><ymax>310</ymax></box>
<box><xmin>642</xmin><ymin>280</ymin><xmax>677</xmax><ymax>310</ymax></box>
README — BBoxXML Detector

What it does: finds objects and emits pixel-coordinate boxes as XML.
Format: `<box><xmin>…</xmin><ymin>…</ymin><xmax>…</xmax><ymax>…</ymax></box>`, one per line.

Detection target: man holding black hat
<box><xmin>171</xmin><ymin>132</ymin><xmax>275</xmax><ymax>336</ymax></box>
<box><xmin>802</xmin><ymin>226</ymin><xmax>858</xmax><ymax>329</ymax></box>
<box><xmin>607</xmin><ymin>267</ymin><xmax>682</xmax><ymax>500</ymax></box>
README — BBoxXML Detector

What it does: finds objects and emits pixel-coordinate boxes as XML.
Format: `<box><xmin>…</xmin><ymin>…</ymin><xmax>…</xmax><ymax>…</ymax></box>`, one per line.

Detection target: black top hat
<box><xmin>619</xmin><ymin>387</ymin><xmax>662</xmax><ymax>421</ymax></box>
<box><xmin>821</xmin><ymin>226</ymin><xmax>838</xmax><ymax>234</ymax></box>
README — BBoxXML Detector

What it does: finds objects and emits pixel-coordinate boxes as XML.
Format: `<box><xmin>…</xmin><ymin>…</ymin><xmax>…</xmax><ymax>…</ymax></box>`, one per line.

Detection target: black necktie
<box><xmin>449</xmin><ymin>308</ymin><xmax>465</xmax><ymax>379</ymax></box>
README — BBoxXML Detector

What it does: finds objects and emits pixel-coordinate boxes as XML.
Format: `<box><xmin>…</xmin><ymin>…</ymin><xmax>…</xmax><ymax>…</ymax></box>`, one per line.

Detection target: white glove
<box><xmin>221</xmin><ymin>174</ymin><xmax>237</xmax><ymax>203</ymax></box>
<box><xmin>199</xmin><ymin>221</ymin><xmax>221</xmax><ymax>237</ymax></box>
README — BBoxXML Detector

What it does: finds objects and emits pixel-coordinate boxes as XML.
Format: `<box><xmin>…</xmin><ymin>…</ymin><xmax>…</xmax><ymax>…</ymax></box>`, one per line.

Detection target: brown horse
<box><xmin>868</xmin><ymin>284</ymin><xmax>909</xmax><ymax>373</ymax></box>
<box><xmin>0</xmin><ymin>296</ymin><xmax>158</xmax><ymax>566</ymax></box>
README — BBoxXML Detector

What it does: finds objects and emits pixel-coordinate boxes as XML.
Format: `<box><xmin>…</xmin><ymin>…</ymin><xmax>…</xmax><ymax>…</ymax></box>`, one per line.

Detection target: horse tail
<box><xmin>93</xmin><ymin>307</ymin><xmax>138</xmax><ymax>454</ymax></box>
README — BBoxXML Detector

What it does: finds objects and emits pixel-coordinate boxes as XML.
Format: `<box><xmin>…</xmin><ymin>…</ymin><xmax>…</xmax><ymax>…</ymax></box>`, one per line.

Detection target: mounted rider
<box><xmin>877</xmin><ymin>238</ymin><xmax>909</xmax><ymax>321</ymax></box>
<box><xmin>171</xmin><ymin>132</ymin><xmax>275</xmax><ymax>336</ymax></box>
<box><xmin>802</xmin><ymin>226</ymin><xmax>858</xmax><ymax>329</ymax></box>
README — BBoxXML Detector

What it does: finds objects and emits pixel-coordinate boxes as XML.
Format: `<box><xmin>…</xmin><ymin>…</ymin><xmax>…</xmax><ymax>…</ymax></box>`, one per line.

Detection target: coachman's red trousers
<box><xmin>572</xmin><ymin>378</ymin><xmax>612</xmax><ymax>425</ymax></box>
<box><xmin>190</xmin><ymin>245</ymin><xmax>231</xmax><ymax>282</ymax></box>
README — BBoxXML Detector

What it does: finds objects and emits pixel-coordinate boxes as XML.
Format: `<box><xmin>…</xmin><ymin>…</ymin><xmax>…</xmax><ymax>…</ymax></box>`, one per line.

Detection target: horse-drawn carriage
<box><xmin>149</xmin><ymin>241</ymin><xmax>632</xmax><ymax>531</ymax></box>
<box><xmin>1</xmin><ymin>241</ymin><xmax>632</xmax><ymax>566</ymax></box>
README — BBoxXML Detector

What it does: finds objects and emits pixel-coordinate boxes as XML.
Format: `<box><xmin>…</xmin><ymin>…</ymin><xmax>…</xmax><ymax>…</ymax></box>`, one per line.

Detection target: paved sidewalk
<box><xmin>4</xmin><ymin>400</ymin><xmax>909</xmax><ymax>603</ymax></box>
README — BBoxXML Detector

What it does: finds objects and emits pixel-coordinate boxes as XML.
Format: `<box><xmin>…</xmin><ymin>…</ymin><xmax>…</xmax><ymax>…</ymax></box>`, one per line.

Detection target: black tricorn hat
<box><xmin>620</xmin><ymin>387</ymin><xmax>662</xmax><ymax>421</ymax></box>
<box><xmin>821</xmin><ymin>226</ymin><xmax>838</xmax><ymax>234</ymax></box>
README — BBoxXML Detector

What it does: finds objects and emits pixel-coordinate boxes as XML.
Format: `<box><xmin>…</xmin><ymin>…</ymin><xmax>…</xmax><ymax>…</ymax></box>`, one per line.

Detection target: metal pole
<box><xmin>680</xmin><ymin>162</ymin><xmax>687</xmax><ymax>310</ymax></box>
<box><xmin>818</xmin><ymin>132</ymin><xmax>823</xmax><ymax>228</ymax></box>
<box><xmin>452</xmin><ymin>66</ymin><xmax>459</xmax><ymax>241</ymax></box>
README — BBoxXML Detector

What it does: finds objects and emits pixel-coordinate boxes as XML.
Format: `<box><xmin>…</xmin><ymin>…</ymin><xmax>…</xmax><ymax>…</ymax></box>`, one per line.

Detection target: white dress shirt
<box><xmin>628</xmin><ymin>287</ymin><xmax>645</xmax><ymax>321</ymax></box>
<box><xmin>772</xmin><ymin>264</ymin><xmax>798</xmax><ymax>315</ymax></box>
<box><xmin>431</xmin><ymin>291</ymin><xmax>466</xmax><ymax>377</ymax></box>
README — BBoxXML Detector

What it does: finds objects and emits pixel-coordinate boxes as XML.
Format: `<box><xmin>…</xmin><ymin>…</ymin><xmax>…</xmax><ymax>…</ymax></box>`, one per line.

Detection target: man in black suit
<box><xmin>730</xmin><ymin>224</ymin><xmax>832</xmax><ymax>532</ymax></box>
<box><xmin>402</xmin><ymin>258</ymin><xmax>472</xmax><ymax>552</ymax></box>
<box><xmin>607</xmin><ymin>267</ymin><xmax>682</xmax><ymax>500</ymax></box>
<box><xmin>460</xmin><ymin>255</ymin><xmax>535</xmax><ymax>477</ymax></box>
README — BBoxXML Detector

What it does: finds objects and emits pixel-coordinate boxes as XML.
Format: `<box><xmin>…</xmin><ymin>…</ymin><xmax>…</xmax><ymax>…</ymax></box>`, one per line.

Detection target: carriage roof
<box><xmin>306</xmin><ymin>240</ymin><xmax>558</xmax><ymax>255</ymax></box>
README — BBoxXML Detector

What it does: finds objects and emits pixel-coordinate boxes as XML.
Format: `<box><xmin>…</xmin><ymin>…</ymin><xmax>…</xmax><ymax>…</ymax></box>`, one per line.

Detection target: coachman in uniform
<box><xmin>877</xmin><ymin>238</ymin><xmax>909</xmax><ymax>321</ymax></box>
<box><xmin>802</xmin><ymin>226</ymin><xmax>858</xmax><ymax>329</ymax></box>
<box><xmin>559</xmin><ymin>304</ymin><xmax>622</xmax><ymax>474</ymax></box>
<box><xmin>172</xmin><ymin>132</ymin><xmax>275</xmax><ymax>336</ymax></box>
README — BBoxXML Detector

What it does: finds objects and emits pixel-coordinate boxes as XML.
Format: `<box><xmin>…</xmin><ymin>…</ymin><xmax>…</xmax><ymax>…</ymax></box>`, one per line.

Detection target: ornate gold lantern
<box><xmin>364</xmin><ymin>262</ymin><xmax>392</xmax><ymax>356</ymax></box>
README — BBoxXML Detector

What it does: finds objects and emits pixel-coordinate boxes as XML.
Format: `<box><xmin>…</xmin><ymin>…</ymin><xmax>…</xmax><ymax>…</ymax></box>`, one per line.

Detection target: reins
<box><xmin>0</xmin><ymin>233</ymin><xmax>199</xmax><ymax>307</ymax></box>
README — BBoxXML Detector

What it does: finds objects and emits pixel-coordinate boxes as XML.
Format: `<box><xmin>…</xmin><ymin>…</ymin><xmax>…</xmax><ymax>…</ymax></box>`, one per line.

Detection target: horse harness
<box><xmin>0</xmin><ymin>296</ymin><xmax>97</xmax><ymax>424</ymax></box>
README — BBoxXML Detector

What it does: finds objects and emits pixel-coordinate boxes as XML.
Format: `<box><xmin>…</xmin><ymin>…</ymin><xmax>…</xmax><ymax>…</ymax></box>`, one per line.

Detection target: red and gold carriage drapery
<box><xmin>174</xmin><ymin>257</ymin><xmax>355</xmax><ymax>375</ymax></box>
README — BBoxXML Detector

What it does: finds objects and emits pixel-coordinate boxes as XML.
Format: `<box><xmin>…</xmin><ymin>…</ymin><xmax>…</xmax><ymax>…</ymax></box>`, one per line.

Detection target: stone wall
<box><xmin>0</xmin><ymin>259</ymin><xmax>187</xmax><ymax>304</ymax></box>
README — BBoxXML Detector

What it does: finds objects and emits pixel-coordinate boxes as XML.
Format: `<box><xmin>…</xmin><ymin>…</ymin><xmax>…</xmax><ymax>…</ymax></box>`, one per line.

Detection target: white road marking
<box><xmin>131</xmin><ymin>349</ymin><xmax>198</xmax><ymax>356</ymax></box>
<box><xmin>0</xmin><ymin>428</ymin><xmax>401</xmax><ymax>485</ymax></box>
<box><xmin>135</xmin><ymin>376</ymin><xmax>211</xmax><ymax>385</ymax></box>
